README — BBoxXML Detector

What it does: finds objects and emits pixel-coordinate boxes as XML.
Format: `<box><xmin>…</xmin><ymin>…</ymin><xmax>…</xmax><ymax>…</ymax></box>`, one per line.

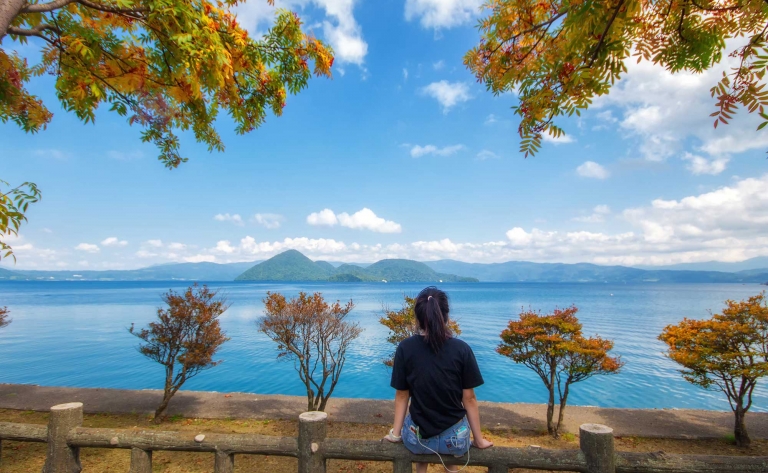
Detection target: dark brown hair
<box><xmin>414</xmin><ymin>286</ymin><xmax>451</xmax><ymax>353</ymax></box>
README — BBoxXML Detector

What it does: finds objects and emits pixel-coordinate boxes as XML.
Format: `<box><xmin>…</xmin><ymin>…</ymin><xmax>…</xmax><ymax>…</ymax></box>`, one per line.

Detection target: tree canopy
<box><xmin>659</xmin><ymin>293</ymin><xmax>768</xmax><ymax>447</ymax></box>
<box><xmin>465</xmin><ymin>0</ymin><xmax>768</xmax><ymax>156</ymax></box>
<box><xmin>379</xmin><ymin>294</ymin><xmax>462</xmax><ymax>366</ymax></box>
<box><xmin>0</xmin><ymin>0</ymin><xmax>333</xmax><ymax>259</ymax></box>
<box><xmin>498</xmin><ymin>306</ymin><xmax>622</xmax><ymax>436</ymax></box>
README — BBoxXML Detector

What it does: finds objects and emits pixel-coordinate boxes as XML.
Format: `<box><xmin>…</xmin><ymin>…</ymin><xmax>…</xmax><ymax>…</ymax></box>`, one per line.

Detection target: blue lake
<box><xmin>0</xmin><ymin>281</ymin><xmax>765</xmax><ymax>412</ymax></box>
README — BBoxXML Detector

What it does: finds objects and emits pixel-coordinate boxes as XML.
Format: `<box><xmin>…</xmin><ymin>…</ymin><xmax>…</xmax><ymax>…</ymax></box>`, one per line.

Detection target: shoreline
<box><xmin>1</xmin><ymin>383</ymin><xmax>767</xmax><ymax>440</ymax></box>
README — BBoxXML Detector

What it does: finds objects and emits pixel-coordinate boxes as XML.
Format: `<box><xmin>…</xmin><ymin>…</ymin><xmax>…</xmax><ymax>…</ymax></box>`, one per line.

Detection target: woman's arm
<box><xmin>463</xmin><ymin>388</ymin><xmax>493</xmax><ymax>448</ymax></box>
<box><xmin>384</xmin><ymin>389</ymin><xmax>409</xmax><ymax>442</ymax></box>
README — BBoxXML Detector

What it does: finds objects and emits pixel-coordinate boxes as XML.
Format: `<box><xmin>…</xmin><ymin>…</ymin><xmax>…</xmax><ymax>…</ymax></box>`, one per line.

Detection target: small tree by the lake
<box><xmin>0</xmin><ymin>306</ymin><xmax>10</xmax><ymax>329</ymax></box>
<box><xmin>131</xmin><ymin>284</ymin><xmax>230</xmax><ymax>423</ymax></box>
<box><xmin>659</xmin><ymin>293</ymin><xmax>768</xmax><ymax>448</ymax></box>
<box><xmin>379</xmin><ymin>294</ymin><xmax>461</xmax><ymax>367</ymax></box>
<box><xmin>498</xmin><ymin>306</ymin><xmax>623</xmax><ymax>437</ymax></box>
<box><xmin>259</xmin><ymin>291</ymin><xmax>361</xmax><ymax>411</ymax></box>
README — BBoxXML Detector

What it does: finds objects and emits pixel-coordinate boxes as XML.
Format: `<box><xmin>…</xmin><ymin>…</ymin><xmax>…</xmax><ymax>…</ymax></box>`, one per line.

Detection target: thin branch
<box><xmin>22</xmin><ymin>0</ymin><xmax>147</xmax><ymax>14</ymax></box>
<box><xmin>588</xmin><ymin>0</ymin><xmax>625</xmax><ymax>67</ymax></box>
<box><xmin>6</xmin><ymin>24</ymin><xmax>59</xmax><ymax>37</ymax></box>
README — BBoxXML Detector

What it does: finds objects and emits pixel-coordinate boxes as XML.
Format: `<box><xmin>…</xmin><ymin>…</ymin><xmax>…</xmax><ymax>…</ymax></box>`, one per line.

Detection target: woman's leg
<box><xmin>415</xmin><ymin>462</ymin><xmax>428</xmax><ymax>473</ymax></box>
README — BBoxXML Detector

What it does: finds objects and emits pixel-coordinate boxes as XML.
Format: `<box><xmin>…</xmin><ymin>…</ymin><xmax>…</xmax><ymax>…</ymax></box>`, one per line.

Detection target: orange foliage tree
<box><xmin>659</xmin><ymin>293</ymin><xmax>768</xmax><ymax>448</ymax></box>
<box><xmin>1</xmin><ymin>0</ymin><xmax>333</xmax><ymax>258</ymax></box>
<box><xmin>259</xmin><ymin>291</ymin><xmax>361</xmax><ymax>411</ymax></box>
<box><xmin>379</xmin><ymin>294</ymin><xmax>461</xmax><ymax>367</ymax></box>
<box><xmin>131</xmin><ymin>284</ymin><xmax>230</xmax><ymax>423</ymax></box>
<box><xmin>465</xmin><ymin>0</ymin><xmax>768</xmax><ymax>156</ymax></box>
<box><xmin>0</xmin><ymin>306</ymin><xmax>10</xmax><ymax>329</ymax></box>
<box><xmin>498</xmin><ymin>306</ymin><xmax>623</xmax><ymax>437</ymax></box>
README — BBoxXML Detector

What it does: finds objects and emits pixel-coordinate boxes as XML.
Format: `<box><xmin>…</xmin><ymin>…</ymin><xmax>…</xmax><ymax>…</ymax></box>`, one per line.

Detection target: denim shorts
<box><xmin>401</xmin><ymin>414</ymin><xmax>471</xmax><ymax>457</ymax></box>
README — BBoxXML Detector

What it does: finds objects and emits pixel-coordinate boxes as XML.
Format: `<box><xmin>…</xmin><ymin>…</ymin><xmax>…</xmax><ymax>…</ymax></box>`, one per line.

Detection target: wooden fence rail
<box><xmin>0</xmin><ymin>402</ymin><xmax>767</xmax><ymax>473</ymax></box>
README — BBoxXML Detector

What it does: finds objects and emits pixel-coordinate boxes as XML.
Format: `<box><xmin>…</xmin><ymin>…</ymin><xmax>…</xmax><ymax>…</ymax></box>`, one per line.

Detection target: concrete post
<box><xmin>393</xmin><ymin>457</ymin><xmax>411</xmax><ymax>473</ymax></box>
<box><xmin>129</xmin><ymin>448</ymin><xmax>152</xmax><ymax>473</ymax></box>
<box><xmin>42</xmin><ymin>402</ymin><xmax>83</xmax><ymax>473</ymax></box>
<box><xmin>298</xmin><ymin>411</ymin><xmax>327</xmax><ymax>473</ymax></box>
<box><xmin>214</xmin><ymin>449</ymin><xmax>234</xmax><ymax>473</ymax></box>
<box><xmin>579</xmin><ymin>424</ymin><xmax>615</xmax><ymax>473</ymax></box>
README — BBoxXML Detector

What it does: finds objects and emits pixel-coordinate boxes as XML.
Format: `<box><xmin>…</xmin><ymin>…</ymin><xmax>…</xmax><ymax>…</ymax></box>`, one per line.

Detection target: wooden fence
<box><xmin>0</xmin><ymin>402</ymin><xmax>766</xmax><ymax>473</ymax></box>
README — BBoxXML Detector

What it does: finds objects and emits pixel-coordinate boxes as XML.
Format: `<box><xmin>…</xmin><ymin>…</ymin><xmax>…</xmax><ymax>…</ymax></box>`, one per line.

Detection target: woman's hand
<box><xmin>471</xmin><ymin>438</ymin><xmax>494</xmax><ymax>449</ymax></box>
<box><xmin>382</xmin><ymin>429</ymin><xmax>403</xmax><ymax>443</ymax></box>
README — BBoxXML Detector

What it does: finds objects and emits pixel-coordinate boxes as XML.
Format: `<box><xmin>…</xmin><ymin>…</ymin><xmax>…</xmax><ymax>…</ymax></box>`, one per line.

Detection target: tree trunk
<box><xmin>153</xmin><ymin>393</ymin><xmax>173</xmax><ymax>424</ymax></box>
<box><xmin>546</xmin><ymin>387</ymin><xmax>555</xmax><ymax>436</ymax></box>
<box><xmin>555</xmin><ymin>382</ymin><xmax>570</xmax><ymax>438</ymax></box>
<box><xmin>734</xmin><ymin>405</ymin><xmax>750</xmax><ymax>448</ymax></box>
<box><xmin>0</xmin><ymin>0</ymin><xmax>26</xmax><ymax>40</ymax></box>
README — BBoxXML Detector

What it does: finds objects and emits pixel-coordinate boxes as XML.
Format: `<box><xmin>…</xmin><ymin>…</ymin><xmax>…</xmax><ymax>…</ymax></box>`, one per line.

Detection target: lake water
<box><xmin>0</xmin><ymin>281</ymin><xmax>765</xmax><ymax>412</ymax></box>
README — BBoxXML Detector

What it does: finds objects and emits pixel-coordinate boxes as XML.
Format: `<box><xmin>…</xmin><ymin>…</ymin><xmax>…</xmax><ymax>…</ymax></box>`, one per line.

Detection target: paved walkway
<box><xmin>1</xmin><ymin>384</ymin><xmax>766</xmax><ymax>440</ymax></box>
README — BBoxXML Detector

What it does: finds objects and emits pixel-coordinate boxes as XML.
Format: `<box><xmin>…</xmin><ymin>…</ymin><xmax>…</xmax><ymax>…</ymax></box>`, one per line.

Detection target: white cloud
<box><xmin>576</xmin><ymin>161</ymin><xmax>609</xmax><ymax>179</ymax></box>
<box><xmin>410</xmin><ymin>144</ymin><xmax>464</xmax><ymax>158</ymax></box>
<box><xmin>135</xmin><ymin>250</ymin><xmax>157</xmax><ymax>258</ymax></box>
<box><xmin>75</xmin><ymin>243</ymin><xmax>100</xmax><ymax>253</ymax></box>
<box><xmin>234</xmin><ymin>0</ymin><xmax>367</xmax><ymax>66</ymax></box>
<box><xmin>403</xmin><ymin>68</ymin><xmax>408</xmax><ymax>80</ymax></box>
<box><xmin>214</xmin><ymin>240</ymin><xmax>237</xmax><ymax>254</ymax></box>
<box><xmin>476</xmin><ymin>150</ymin><xmax>499</xmax><ymax>160</ymax></box>
<box><xmin>214</xmin><ymin>213</ymin><xmax>244</xmax><ymax>226</ymax></box>
<box><xmin>596</xmin><ymin>39</ymin><xmax>767</xmax><ymax>163</ymax></box>
<box><xmin>420</xmin><ymin>81</ymin><xmax>472</xmax><ymax>112</ymax></box>
<box><xmin>33</xmin><ymin>149</ymin><xmax>69</xmax><ymax>160</ymax></box>
<box><xmin>167</xmin><ymin>242</ymin><xmax>187</xmax><ymax>250</ymax></box>
<box><xmin>574</xmin><ymin>205</ymin><xmax>611</xmax><ymax>223</ymax></box>
<box><xmin>146</xmin><ymin>239</ymin><xmax>163</xmax><ymax>247</ymax></box>
<box><xmin>254</xmin><ymin>213</ymin><xmax>284</xmax><ymax>229</ymax></box>
<box><xmin>306</xmin><ymin>208</ymin><xmax>401</xmax><ymax>233</ymax></box>
<box><xmin>484</xmin><ymin>114</ymin><xmax>497</xmax><ymax>125</ymax></box>
<box><xmin>101</xmin><ymin>237</ymin><xmax>128</xmax><ymax>247</ymax></box>
<box><xmin>681</xmin><ymin>153</ymin><xmax>730</xmax><ymax>175</ymax></box>
<box><xmin>404</xmin><ymin>0</ymin><xmax>483</xmax><ymax>29</ymax></box>
<box><xmin>337</xmin><ymin>208</ymin><xmax>402</xmax><ymax>233</ymax></box>
<box><xmin>307</xmin><ymin>208</ymin><xmax>339</xmax><ymax>226</ymax></box>
<box><xmin>433</xmin><ymin>60</ymin><xmax>445</xmax><ymax>70</ymax></box>
<box><xmin>542</xmin><ymin>131</ymin><xmax>575</xmax><ymax>144</ymax></box>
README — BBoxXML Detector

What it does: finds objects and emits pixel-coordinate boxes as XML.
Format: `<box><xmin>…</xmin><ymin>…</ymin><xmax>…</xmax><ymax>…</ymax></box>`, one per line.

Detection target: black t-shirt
<box><xmin>390</xmin><ymin>335</ymin><xmax>484</xmax><ymax>438</ymax></box>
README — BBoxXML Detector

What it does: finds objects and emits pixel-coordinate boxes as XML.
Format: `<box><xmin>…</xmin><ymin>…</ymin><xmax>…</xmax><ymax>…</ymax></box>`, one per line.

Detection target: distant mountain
<box><xmin>634</xmin><ymin>256</ymin><xmax>768</xmax><ymax>273</ymax></box>
<box><xmin>235</xmin><ymin>251</ymin><xmax>478</xmax><ymax>282</ymax></box>
<box><xmin>424</xmin><ymin>260</ymin><xmax>768</xmax><ymax>284</ymax></box>
<box><xmin>0</xmin><ymin>261</ymin><xmax>260</xmax><ymax>281</ymax></box>
<box><xmin>235</xmin><ymin>250</ymin><xmax>333</xmax><ymax>281</ymax></box>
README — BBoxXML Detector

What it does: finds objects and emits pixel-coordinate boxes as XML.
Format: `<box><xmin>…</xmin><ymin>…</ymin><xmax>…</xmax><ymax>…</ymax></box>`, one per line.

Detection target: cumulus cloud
<box><xmin>410</xmin><ymin>144</ymin><xmax>464</xmax><ymax>158</ymax></box>
<box><xmin>167</xmin><ymin>242</ymin><xmax>187</xmax><ymax>250</ymax></box>
<box><xmin>595</xmin><ymin>39</ymin><xmax>767</xmax><ymax>167</ymax></box>
<box><xmin>101</xmin><ymin>237</ymin><xmax>128</xmax><ymax>247</ymax></box>
<box><xmin>254</xmin><ymin>213</ymin><xmax>285</xmax><ymax>229</ymax></box>
<box><xmin>433</xmin><ymin>60</ymin><xmax>445</xmax><ymax>70</ymax></box>
<box><xmin>146</xmin><ymin>239</ymin><xmax>163</xmax><ymax>247</ymax></box>
<box><xmin>404</xmin><ymin>0</ymin><xmax>483</xmax><ymax>29</ymax></box>
<box><xmin>307</xmin><ymin>208</ymin><xmax>339</xmax><ymax>226</ymax></box>
<box><xmin>576</xmin><ymin>161</ymin><xmax>610</xmax><ymax>179</ymax></box>
<box><xmin>75</xmin><ymin>243</ymin><xmax>100</xmax><ymax>253</ymax></box>
<box><xmin>307</xmin><ymin>208</ymin><xmax>401</xmax><ymax>233</ymax></box>
<box><xmin>542</xmin><ymin>131</ymin><xmax>575</xmax><ymax>144</ymax></box>
<box><xmin>681</xmin><ymin>152</ymin><xmax>730</xmax><ymax>175</ymax></box>
<box><xmin>337</xmin><ymin>208</ymin><xmax>402</xmax><ymax>233</ymax></box>
<box><xmin>184</xmin><ymin>254</ymin><xmax>216</xmax><ymax>263</ymax></box>
<box><xmin>420</xmin><ymin>81</ymin><xmax>472</xmax><ymax>112</ymax></box>
<box><xmin>214</xmin><ymin>213</ymin><xmax>244</xmax><ymax>226</ymax></box>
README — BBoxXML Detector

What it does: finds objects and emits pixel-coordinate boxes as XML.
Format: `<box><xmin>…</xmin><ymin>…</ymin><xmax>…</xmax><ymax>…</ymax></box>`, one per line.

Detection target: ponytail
<box><xmin>414</xmin><ymin>286</ymin><xmax>451</xmax><ymax>353</ymax></box>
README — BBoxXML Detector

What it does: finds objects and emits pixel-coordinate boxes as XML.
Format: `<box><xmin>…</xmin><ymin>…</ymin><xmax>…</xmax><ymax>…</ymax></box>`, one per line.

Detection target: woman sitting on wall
<box><xmin>383</xmin><ymin>286</ymin><xmax>493</xmax><ymax>473</ymax></box>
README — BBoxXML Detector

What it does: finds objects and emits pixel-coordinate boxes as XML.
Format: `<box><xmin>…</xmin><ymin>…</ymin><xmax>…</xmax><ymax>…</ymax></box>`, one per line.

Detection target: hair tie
<box><xmin>427</xmin><ymin>296</ymin><xmax>433</xmax><ymax>301</ymax></box>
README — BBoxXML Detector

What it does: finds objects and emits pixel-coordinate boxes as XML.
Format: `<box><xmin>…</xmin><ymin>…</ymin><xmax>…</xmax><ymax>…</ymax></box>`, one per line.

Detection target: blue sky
<box><xmin>2</xmin><ymin>0</ymin><xmax>768</xmax><ymax>270</ymax></box>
